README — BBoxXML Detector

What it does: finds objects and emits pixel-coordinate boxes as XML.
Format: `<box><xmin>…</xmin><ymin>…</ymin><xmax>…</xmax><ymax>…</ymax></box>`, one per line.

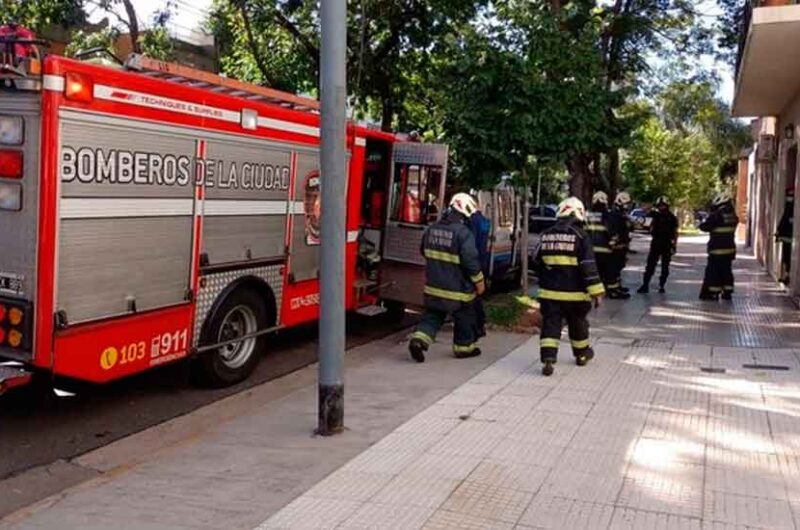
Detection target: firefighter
<box><xmin>587</xmin><ymin>191</ymin><xmax>613</xmax><ymax>292</ymax></box>
<box><xmin>699</xmin><ymin>193</ymin><xmax>739</xmax><ymax>301</ymax></box>
<box><xmin>607</xmin><ymin>191</ymin><xmax>633</xmax><ymax>299</ymax></box>
<box><xmin>469</xmin><ymin>199</ymin><xmax>491</xmax><ymax>339</ymax></box>
<box><xmin>637</xmin><ymin>196</ymin><xmax>679</xmax><ymax>294</ymax></box>
<box><xmin>408</xmin><ymin>193</ymin><xmax>486</xmax><ymax>363</ymax></box>
<box><xmin>776</xmin><ymin>189</ymin><xmax>794</xmax><ymax>284</ymax></box>
<box><xmin>534</xmin><ymin>197</ymin><xmax>605</xmax><ymax>377</ymax></box>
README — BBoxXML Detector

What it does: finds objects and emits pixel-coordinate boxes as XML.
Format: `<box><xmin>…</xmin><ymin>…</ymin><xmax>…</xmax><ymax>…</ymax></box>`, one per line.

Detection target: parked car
<box><xmin>694</xmin><ymin>210</ymin><xmax>709</xmax><ymax>225</ymax></box>
<box><xmin>527</xmin><ymin>204</ymin><xmax>558</xmax><ymax>271</ymax></box>
<box><xmin>629</xmin><ymin>208</ymin><xmax>649</xmax><ymax>232</ymax></box>
<box><xmin>529</xmin><ymin>204</ymin><xmax>558</xmax><ymax>234</ymax></box>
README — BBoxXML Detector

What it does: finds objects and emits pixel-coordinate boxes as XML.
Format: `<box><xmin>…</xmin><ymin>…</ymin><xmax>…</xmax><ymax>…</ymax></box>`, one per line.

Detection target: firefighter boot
<box><xmin>637</xmin><ymin>284</ymin><xmax>650</xmax><ymax>294</ymax></box>
<box><xmin>721</xmin><ymin>292</ymin><xmax>733</xmax><ymax>301</ymax></box>
<box><xmin>542</xmin><ymin>361</ymin><xmax>555</xmax><ymax>377</ymax></box>
<box><xmin>576</xmin><ymin>349</ymin><xmax>595</xmax><ymax>367</ymax></box>
<box><xmin>608</xmin><ymin>289</ymin><xmax>631</xmax><ymax>300</ymax></box>
<box><xmin>454</xmin><ymin>347</ymin><xmax>482</xmax><ymax>359</ymax></box>
<box><xmin>658</xmin><ymin>284</ymin><xmax>666</xmax><ymax>294</ymax></box>
<box><xmin>408</xmin><ymin>338</ymin><xmax>428</xmax><ymax>363</ymax></box>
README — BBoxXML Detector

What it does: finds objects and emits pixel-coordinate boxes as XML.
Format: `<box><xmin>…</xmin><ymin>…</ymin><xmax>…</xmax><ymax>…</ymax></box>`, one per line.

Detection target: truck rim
<box><xmin>217</xmin><ymin>305</ymin><xmax>258</xmax><ymax>369</ymax></box>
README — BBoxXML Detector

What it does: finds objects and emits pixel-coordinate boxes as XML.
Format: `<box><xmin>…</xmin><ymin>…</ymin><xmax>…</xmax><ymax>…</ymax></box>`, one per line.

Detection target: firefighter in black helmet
<box><xmin>607</xmin><ymin>191</ymin><xmax>632</xmax><ymax>299</ymax></box>
<box><xmin>587</xmin><ymin>191</ymin><xmax>614</xmax><ymax>292</ymax></box>
<box><xmin>699</xmin><ymin>193</ymin><xmax>739</xmax><ymax>301</ymax></box>
<box><xmin>776</xmin><ymin>188</ymin><xmax>794</xmax><ymax>284</ymax></box>
<box><xmin>408</xmin><ymin>193</ymin><xmax>486</xmax><ymax>363</ymax></box>
<box><xmin>638</xmin><ymin>196</ymin><xmax>678</xmax><ymax>294</ymax></box>
<box><xmin>533</xmin><ymin>197</ymin><xmax>605</xmax><ymax>377</ymax></box>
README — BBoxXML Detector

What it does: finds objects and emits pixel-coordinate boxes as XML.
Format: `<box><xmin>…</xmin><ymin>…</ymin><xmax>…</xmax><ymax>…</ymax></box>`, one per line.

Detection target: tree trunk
<box><xmin>521</xmin><ymin>168</ymin><xmax>530</xmax><ymax>294</ymax></box>
<box><xmin>607</xmin><ymin>148</ymin><xmax>620</xmax><ymax>194</ymax></box>
<box><xmin>567</xmin><ymin>155</ymin><xmax>593</xmax><ymax>205</ymax></box>
<box><xmin>381</xmin><ymin>96</ymin><xmax>393</xmax><ymax>131</ymax></box>
<box><xmin>121</xmin><ymin>0</ymin><xmax>141</xmax><ymax>54</ymax></box>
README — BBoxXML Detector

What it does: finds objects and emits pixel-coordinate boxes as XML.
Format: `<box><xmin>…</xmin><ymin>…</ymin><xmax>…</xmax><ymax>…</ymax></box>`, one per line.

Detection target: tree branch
<box><xmin>120</xmin><ymin>0</ymin><xmax>140</xmax><ymax>53</ymax></box>
<box><xmin>272</xmin><ymin>9</ymin><xmax>319</xmax><ymax>73</ymax></box>
<box><xmin>236</xmin><ymin>1</ymin><xmax>276</xmax><ymax>87</ymax></box>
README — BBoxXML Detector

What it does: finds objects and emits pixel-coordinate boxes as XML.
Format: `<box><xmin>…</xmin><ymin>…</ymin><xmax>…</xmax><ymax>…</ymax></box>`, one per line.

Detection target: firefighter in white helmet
<box><xmin>408</xmin><ymin>193</ymin><xmax>486</xmax><ymax>363</ymax></box>
<box><xmin>533</xmin><ymin>197</ymin><xmax>605</xmax><ymax>376</ymax></box>
<box><xmin>699</xmin><ymin>192</ymin><xmax>739</xmax><ymax>300</ymax></box>
<box><xmin>637</xmin><ymin>195</ymin><xmax>678</xmax><ymax>294</ymax></box>
<box><xmin>607</xmin><ymin>191</ymin><xmax>633</xmax><ymax>299</ymax></box>
<box><xmin>587</xmin><ymin>191</ymin><xmax>613</xmax><ymax>291</ymax></box>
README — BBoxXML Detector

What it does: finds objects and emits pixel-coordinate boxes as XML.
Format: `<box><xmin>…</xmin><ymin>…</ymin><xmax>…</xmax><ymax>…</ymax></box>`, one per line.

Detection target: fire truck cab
<box><xmin>0</xmin><ymin>29</ymin><xmax>449</xmax><ymax>394</ymax></box>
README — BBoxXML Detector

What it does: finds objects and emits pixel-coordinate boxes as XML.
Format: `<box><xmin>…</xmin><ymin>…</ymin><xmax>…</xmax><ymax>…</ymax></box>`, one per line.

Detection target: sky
<box><xmin>95</xmin><ymin>0</ymin><xmax>737</xmax><ymax>102</ymax></box>
<box><xmin>88</xmin><ymin>0</ymin><xmax>213</xmax><ymax>43</ymax></box>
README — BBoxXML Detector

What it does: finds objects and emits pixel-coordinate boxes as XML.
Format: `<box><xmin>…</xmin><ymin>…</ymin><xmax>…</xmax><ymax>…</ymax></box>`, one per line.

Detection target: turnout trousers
<box><xmin>411</xmin><ymin>303</ymin><xmax>480</xmax><ymax>356</ymax></box>
<box><xmin>700</xmin><ymin>255</ymin><xmax>735</xmax><ymax>297</ymax></box>
<box><xmin>595</xmin><ymin>253</ymin><xmax>614</xmax><ymax>289</ymax></box>
<box><xmin>539</xmin><ymin>300</ymin><xmax>593</xmax><ymax>363</ymax></box>
<box><xmin>643</xmin><ymin>245</ymin><xmax>672</xmax><ymax>288</ymax></box>
<box><xmin>608</xmin><ymin>249</ymin><xmax>627</xmax><ymax>290</ymax></box>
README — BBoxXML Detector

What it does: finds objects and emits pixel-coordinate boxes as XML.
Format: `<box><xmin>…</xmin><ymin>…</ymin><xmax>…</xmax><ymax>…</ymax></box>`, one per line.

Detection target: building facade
<box><xmin>734</xmin><ymin>0</ymin><xmax>800</xmax><ymax>302</ymax></box>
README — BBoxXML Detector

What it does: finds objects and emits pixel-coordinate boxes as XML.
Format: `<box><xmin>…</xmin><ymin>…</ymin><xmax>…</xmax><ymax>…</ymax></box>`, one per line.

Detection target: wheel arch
<box><xmin>199</xmin><ymin>276</ymin><xmax>278</xmax><ymax>345</ymax></box>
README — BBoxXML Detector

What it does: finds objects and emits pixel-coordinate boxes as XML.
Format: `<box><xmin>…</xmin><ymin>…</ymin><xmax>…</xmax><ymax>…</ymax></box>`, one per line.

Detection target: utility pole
<box><xmin>317</xmin><ymin>0</ymin><xmax>346</xmax><ymax>436</ymax></box>
<box><xmin>521</xmin><ymin>166</ymin><xmax>530</xmax><ymax>294</ymax></box>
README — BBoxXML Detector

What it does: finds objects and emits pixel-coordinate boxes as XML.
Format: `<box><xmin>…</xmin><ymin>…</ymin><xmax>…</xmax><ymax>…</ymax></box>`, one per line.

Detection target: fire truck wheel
<box><xmin>196</xmin><ymin>288</ymin><xmax>269</xmax><ymax>387</ymax></box>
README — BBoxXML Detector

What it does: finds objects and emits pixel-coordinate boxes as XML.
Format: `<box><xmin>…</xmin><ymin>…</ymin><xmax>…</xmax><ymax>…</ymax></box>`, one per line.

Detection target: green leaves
<box><xmin>622</xmin><ymin>80</ymin><xmax>749</xmax><ymax>209</ymax></box>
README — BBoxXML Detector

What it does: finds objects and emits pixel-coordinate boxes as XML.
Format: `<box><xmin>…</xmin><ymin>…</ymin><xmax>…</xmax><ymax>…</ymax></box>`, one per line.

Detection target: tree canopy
<box><xmin>7</xmin><ymin>0</ymin><xmax>748</xmax><ymax>204</ymax></box>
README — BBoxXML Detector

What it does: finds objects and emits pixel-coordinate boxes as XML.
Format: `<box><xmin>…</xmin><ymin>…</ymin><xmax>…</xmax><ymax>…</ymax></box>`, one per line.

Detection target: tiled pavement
<box><xmin>259</xmin><ymin>237</ymin><xmax>800</xmax><ymax>529</ymax></box>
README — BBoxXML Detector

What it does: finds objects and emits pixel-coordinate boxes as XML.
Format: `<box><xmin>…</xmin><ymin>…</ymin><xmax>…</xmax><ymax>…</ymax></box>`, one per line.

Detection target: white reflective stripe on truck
<box><xmin>60</xmin><ymin>198</ymin><xmax>194</xmax><ymax>218</ymax></box>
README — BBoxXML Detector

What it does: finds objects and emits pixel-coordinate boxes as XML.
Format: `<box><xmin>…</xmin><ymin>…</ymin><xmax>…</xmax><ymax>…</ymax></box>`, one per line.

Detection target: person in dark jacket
<box><xmin>408</xmin><ymin>193</ymin><xmax>486</xmax><ymax>363</ymax></box>
<box><xmin>638</xmin><ymin>196</ymin><xmax>679</xmax><ymax>294</ymax></box>
<box><xmin>469</xmin><ymin>202</ymin><xmax>491</xmax><ymax>338</ymax></box>
<box><xmin>699</xmin><ymin>193</ymin><xmax>739</xmax><ymax>301</ymax></box>
<box><xmin>607</xmin><ymin>191</ymin><xmax>632</xmax><ymax>299</ymax></box>
<box><xmin>587</xmin><ymin>191</ymin><xmax>613</xmax><ymax>292</ymax></box>
<box><xmin>533</xmin><ymin>197</ymin><xmax>605</xmax><ymax>377</ymax></box>
<box><xmin>777</xmin><ymin>189</ymin><xmax>794</xmax><ymax>284</ymax></box>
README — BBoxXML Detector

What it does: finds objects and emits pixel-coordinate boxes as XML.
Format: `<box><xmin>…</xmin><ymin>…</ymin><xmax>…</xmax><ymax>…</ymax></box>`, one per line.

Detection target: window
<box><xmin>497</xmin><ymin>190</ymin><xmax>514</xmax><ymax>228</ymax></box>
<box><xmin>389</xmin><ymin>164</ymin><xmax>442</xmax><ymax>225</ymax></box>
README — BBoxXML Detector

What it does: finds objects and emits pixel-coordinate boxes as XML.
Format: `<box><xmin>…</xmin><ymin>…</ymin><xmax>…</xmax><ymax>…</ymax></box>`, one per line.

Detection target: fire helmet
<box><xmin>556</xmin><ymin>197</ymin><xmax>587</xmax><ymax>223</ymax></box>
<box><xmin>614</xmin><ymin>191</ymin><xmax>632</xmax><ymax>207</ymax></box>
<box><xmin>449</xmin><ymin>192</ymin><xmax>478</xmax><ymax>217</ymax></box>
<box><xmin>592</xmin><ymin>191</ymin><xmax>609</xmax><ymax>206</ymax></box>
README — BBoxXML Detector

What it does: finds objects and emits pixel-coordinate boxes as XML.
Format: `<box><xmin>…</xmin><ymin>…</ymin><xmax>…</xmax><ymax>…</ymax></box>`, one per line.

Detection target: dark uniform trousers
<box><xmin>643</xmin><ymin>244</ymin><xmax>672</xmax><ymax>288</ymax></box>
<box><xmin>608</xmin><ymin>249</ymin><xmax>627</xmax><ymax>290</ymax></box>
<box><xmin>596</xmin><ymin>253</ymin><xmax>613</xmax><ymax>288</ymax></box>
<box><xmin>702</xmin><ymin>255</ymin><xmax>735</xmax><ymax>295</ymax></box>
<box><xmin>539</xmin><ymin>300</ymin><xmax>592</xmax><ymax>363</ymax></box>
<box><xmin>412</xmin><ymin>303</ymin><xmax>480</xmax><ymax>355</ymax></box>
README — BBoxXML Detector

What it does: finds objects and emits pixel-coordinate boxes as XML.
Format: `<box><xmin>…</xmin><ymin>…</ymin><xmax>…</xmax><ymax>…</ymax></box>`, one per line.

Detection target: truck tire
<box><xmin>195</xmin><ymin>288</ymin><xmax>269</xmax><ymax>387</ymax></box>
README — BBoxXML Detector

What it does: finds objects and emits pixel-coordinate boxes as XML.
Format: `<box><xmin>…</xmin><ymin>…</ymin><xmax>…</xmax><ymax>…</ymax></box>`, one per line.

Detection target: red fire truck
<box><xmin>0</xmin><ymin>30</ymin><xmax>449</xmax><ymax>393</ymax></box>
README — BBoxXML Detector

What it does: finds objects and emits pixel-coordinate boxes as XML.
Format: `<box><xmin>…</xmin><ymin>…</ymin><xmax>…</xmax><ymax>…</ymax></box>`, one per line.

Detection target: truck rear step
<box><xmin>0</xmin><ymin>364</ymin><xmax>33</xmax><ymax>395</ymax></box>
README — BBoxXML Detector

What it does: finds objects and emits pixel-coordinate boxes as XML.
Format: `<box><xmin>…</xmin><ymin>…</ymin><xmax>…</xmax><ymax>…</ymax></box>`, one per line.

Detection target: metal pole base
<box><xmin>317</xmin><ymin>383</ymin><xmax>344</xmax><ymax>436</ymax></box>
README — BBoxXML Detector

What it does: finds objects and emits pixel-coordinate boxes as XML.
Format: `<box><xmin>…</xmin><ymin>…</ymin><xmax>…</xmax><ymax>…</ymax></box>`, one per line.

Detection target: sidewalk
<box><xmin>257</xmin><ymin>237</ymin><xmax>800</xmax><ymax>529</ymax></box>
<box><xmin>0</xmin><ymin>328</ymin><xmax>527</xmax><ymax>529</ymax></box>
<box><xmin>5</xmin><ymin>237</ymin><xmax>800</xmax><ymax>529</ymax></box>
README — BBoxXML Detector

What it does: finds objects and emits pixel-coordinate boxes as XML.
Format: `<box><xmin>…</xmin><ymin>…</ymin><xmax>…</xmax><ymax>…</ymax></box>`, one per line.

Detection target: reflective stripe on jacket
<box><xmin>586</xmin><ymin>209</ymin><xmax>611</xmax><ymax>254</ymax></box>
<box><xmin>421</xmin><ymin>211</ymin><xmax>484</xmax><ymax>312</ymax></box>
<box><xmin>533</xmin><ymin>219</ymin><xmax>605</xmax><ymax>302</ymax></box>
<box><xmin>700</xmin><ymin>205</ymin><xmax>738</xmax><ymax>258</ymax></box>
